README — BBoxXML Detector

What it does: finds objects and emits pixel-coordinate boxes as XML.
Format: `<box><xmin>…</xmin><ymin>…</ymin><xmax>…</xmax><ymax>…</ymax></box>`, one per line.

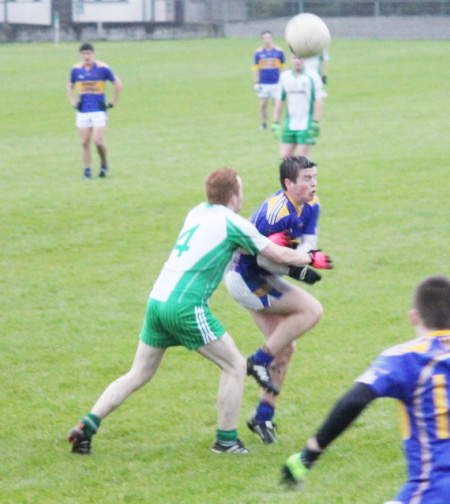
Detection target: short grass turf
<box><xmin>1</xmin><ymin>37</ymin><xmax>449</xmax><ymax>504</ymax></box>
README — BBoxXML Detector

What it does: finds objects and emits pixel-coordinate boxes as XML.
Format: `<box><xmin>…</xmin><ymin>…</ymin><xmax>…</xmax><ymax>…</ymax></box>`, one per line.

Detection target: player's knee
<box><xmin>310</xmin><ymin>298</ymin><xmax>323</xmax><ymax>326</ymax></box>
<box><xmin>128</xmin><ymin>363</ymin><xmax>154</xmax><ymax>388</ymax></box>
<box><xmin>231</xmin><ymin>354</ymin><xmax>247</xmax><ymax>382</ymax></box>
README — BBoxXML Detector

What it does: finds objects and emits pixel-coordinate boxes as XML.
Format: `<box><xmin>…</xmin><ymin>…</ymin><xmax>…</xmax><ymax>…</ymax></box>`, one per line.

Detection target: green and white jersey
<box><xmin>149</xmin><ymin>203</ymin><xmax>270</xmax><ymax>305</ymax></box>
<box><xmin>276</xmin><ymin>69</ymin><xmax>326</xmax><ymax>131</ymax></box>
<box><xmin>303</xmin><ymin>49</ymin><xmax>330</xmax><ymax>76</ymax></box>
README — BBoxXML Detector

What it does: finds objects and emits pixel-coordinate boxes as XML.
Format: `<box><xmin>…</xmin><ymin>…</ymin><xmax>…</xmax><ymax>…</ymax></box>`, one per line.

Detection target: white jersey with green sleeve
<box><xmin>276</xmin><ymin>69</ymin><xmax>326</xmax><ymax>131</ymax></box>
<box><xmin>149</xmin><ymin>203</ymin><xmax>270</xmax><ymax>305</ymax></box>
<box><xmin>303</xmin><ymin>49</ymin><xmax>330</xmax><ymax>76</ymax></box>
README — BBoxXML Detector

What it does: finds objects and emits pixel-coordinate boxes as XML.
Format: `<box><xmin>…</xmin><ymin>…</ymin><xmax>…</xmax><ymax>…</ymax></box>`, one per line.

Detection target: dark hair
<box><xmin>79</xmin><ymin>42</ymin><xmax>94</xmax><ymax>52</ymax></box>
<box><xmin>261</xmin><ymin>30</ymin><xmax>272</xmax><ymax>37</ymax></box>
<box><xmin>414</xmin><ymin>275</ymin><xmax>450</xmax><ymax>330</ymax></box>
<box><xmin>205</xmin><ymin>167</ymin><xmax>239</xmax><ymax>205</ymax></box>
<box><xmin>279</xmin><ymin>156</ymin><xmax>316</xmax><ymax>190</ymax></box>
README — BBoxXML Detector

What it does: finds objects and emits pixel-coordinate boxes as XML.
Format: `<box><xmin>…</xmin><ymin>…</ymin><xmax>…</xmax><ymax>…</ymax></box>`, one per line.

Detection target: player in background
<box><xmin>252</xmin><ymin>30</ymin><xmax>286</xmax><ymax>130</ymax></box>
<box><xmin>282</xmin><ymin>275</ymin><xmax>450</xmax><ymax>504</ymax></box>
<box><xmin>66</xmin><ymin>42</ymin><xmax>123</xmax><ymax>179</ymax></box>
<box><xmin>224</xmin><ymin>156</ymin><xmax>332</xmax><ymax>444</ymax></box>
<box><xmin>303</xmin><ymin>49</ymin><xmax>330</xmax><ymax>86</ymax></box>
<box><xmin>272</xmin><ymin>53</ymin><xmax>326</xmax><ymax>159</ymax></box>
<box><xmin>68</xmin><ymin>167</ymin><xmax>332</xmax><ymax>455</ymax></box>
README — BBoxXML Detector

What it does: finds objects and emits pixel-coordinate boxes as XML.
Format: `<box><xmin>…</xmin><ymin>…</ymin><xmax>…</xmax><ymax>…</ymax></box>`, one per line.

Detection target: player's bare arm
<box><xmin>110</xmin><ymin>76</ymin><xmax>123</xmax><ymax>106</ymax></box>
<box><xmin>66</xmin><ymin>81</ymin><xmax>78</xmax><ymax>108</ymax></box>
<box><xmin>313</xmin><ymin>98</ymin><xmax>324</xmax><ymax>122</ymax></box>
<box><xmin>260</xmin><ymin>241</ymin><xmax>332</xmax><ymax>269</ymax></box>
<box><xmin>272</xmin><ymin>99</ymin><xmax>283</xmax><ymax>123</ymax></box>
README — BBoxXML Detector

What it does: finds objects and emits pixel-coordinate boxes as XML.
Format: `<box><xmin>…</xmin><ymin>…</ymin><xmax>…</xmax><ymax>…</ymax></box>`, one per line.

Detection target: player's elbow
<box><xmin>115</xmin><ymin>78</ymin><xmax>123</xmax><ymax>92</ymax></box>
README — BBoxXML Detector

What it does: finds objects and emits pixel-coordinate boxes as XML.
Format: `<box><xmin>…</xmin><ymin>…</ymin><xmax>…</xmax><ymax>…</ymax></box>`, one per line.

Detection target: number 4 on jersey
<box><xmin>174</xmin><ymin>225</ymin><xmax>199</xmax><ymax>256</ymax></box>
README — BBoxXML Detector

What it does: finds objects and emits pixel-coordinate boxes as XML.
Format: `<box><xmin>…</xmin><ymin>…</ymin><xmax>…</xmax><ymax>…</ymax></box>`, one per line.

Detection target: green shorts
<box><xmin>139</xmin><ymin>298</ymin><xmax>226</xmax><ymax>350</ymax></box>
<box><xmin>282</xmin><ymin>128</ymin><xmax>316</xmax><ymax>145</ymax></box>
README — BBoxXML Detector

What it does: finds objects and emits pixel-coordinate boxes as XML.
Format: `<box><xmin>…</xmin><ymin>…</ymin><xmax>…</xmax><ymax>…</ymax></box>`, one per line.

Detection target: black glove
<box><xmin>288</xmin><ymin>266</ymin><xmax>321</xmax><ymax>284</ymax></box>
<box><xmin>73</xmin><ymin>101</ymin><xmax>82</xmax><ymax>111</ymax></box>
<box><xmin>99</xmin><ymin>102</ymin><xmax>114</xmax><ymax>111</ymax></box>
<box><xmin>322</xmin><ymin>75</ymin><xmax>327</xmax><ymax>85</ymax></box>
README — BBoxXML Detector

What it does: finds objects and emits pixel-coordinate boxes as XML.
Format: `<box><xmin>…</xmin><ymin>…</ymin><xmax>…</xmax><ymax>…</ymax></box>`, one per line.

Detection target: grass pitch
<box><xmin>1</xmin><ymin>37</ymin><xmax>449</xmax><ymax>504</ymax></box>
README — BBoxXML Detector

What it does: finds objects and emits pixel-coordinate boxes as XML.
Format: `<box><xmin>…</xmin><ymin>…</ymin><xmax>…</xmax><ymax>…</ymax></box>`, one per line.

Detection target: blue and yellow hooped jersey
<box><xmin>235</xmin><ymin>189</ymin><xmax>320</xmax><ymax>276</ymax></box>
<box><xmin>357</xmin><ymin>331</ymin><xmax>450</xmax><ymax>502</ymax></box>
<box><xmin>252</xmin><ymin>46</ymin><xmax>286</xmax><ymax>84</ymax></box>
<box><xmin>70</xmin><ymin>61</ymin><xmax>116</xmax><ymax>113</ymax></box>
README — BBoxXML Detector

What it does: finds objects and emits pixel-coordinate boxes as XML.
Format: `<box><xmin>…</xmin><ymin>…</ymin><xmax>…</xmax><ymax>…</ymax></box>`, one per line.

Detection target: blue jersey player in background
<box><xmin>251</xmin><ymin>30</ymin><xmax>286</xmax><ymax>130</ymax></box>
<box><xmin>225</xmin><ymin>156</ymin><xmax>333</xmax><ymax>444</ymax></box>
<box><xmin>66</xmin><ymin>42</ymin><xmax>123</xmax><ymax>179</ymax></box>
<box><xmin>282</xmin><ymin>274</ymin><xmax>450</xmax><ymax>504</ymax></box>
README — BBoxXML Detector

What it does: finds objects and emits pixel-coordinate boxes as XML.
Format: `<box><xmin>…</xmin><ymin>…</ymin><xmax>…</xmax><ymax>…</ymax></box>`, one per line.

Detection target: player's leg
<box><xmin>246</xmin><ymin>312</ymin><xmax>296</xmax><ymax>443</ymax></box>
<box><xmin>247</xmin><ymin>281</ymin><xmax>322</xmax><ymax>443</ymax></box>
<box><xmin>78</xmin><ymin>127</ymin><xmax>92</xmax><ymax>179</ymax></box>
<box><xmin>197</xmin><ymin>333</ymin><xmax>248</xmax><ymax>453</ymax></box>
<box><xmin>261</xmin><ymin>285</ymin><xmax>323</xmax><ymax>355</ymax></box>
<box><xmin>295</xmin><ymin>130</ymin><xmax>315</xmax><ymax>158</ymax></box>
<box><xmin>295</xmin><ymin>143</ymin><xmax>312</xmax><ymax>157</ymax></box>
<box><xmin>68</xmin><ymin>340</ymin><xmax>165</xmax><ymax>454</ymax></box>
<box><xmin>279</xmin><ymin>127</ymin><xmax>298</xmax><ymax>158</ymax></box>
<box><xmin>280</xmin><ymin>142</ymin><xmax>296</xmax><ymax>158</ymax></box>
<box><xmin>259</xmin><ymin>96</ymin><xmax>269</xmax><ymax>129</ymax></box>
<box><xmin>197</xmin><ymin>333</ymin><xmax>246</xmax><ymax>431</ymax></box>
<box><xmin>91</xmin><ymin>341</ymin><xmax>165</xmax><ymax>419</ymax></box>
<box><xmin>92</xmin><ymin>125</ymin><xmax>108</xmax><ymax>177</ymax></box>
<box><xmin>251</xmin><ymin>312</ymin><xmax>296</xmax><ymax>399</ymax></box>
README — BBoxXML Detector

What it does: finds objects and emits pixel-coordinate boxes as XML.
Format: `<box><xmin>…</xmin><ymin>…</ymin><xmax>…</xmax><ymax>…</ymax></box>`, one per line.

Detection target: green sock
<box><xmin>82</xmin><ymin>413</ymin><xmax>101</xmax><ymax>437</ymax></box>
<box><xmin>217</xmin><ymin>429</ymin><xmax>238</xmax><ymax>445</ymax></box>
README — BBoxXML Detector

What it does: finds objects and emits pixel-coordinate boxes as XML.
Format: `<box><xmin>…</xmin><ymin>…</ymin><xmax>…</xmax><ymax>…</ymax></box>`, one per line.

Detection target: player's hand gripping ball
<box><xmin>308</xmin><ymin>250</ymin><xmax>333</xmax><ymax>269</ymax></box>
<box><xmin>268</xmin><ymin>231</ymin><xmax>294</xmax><ymax>248</ymax></box>
<box><xmin>285</xmin><ymin>13</ymin><xmax>331</xmax><ymax>58</ymax></box>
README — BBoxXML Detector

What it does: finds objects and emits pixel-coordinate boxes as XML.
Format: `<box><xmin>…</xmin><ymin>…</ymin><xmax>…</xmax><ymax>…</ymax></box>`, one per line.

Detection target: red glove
<box><xmin>268</xmin><ymin>231</ymin><xmax>293</xmax><ymax>248</ymax></box>
<box><xmin>308</xmin><ymin>250</ymin><xmax>333</xmax><ymax>269</ymax></box>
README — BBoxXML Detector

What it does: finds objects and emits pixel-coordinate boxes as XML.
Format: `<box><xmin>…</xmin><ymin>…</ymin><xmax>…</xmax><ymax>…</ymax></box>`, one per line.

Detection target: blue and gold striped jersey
<box><xmin>357</xmin><ymin>330</ymin><xmax>450</xmax><ymax>503</ymax></box>
<box><xmin>251</xmin><ymin>189</ymin><xmax>319</xmax><ymax>241</ymax></box>
<box><xmin>252</xmin><ymin>46</ymin><xmax>286</xmax><ymax>84</ymax></box>
<box><xmin>235</xmin><ymin>189</ymin><xmax>320</xmax><ymax>276</ymax></box>
<box><xmin>70</xmin><ymin>61</ymin><xmax>116</xmax><ymax>113</ymax></box>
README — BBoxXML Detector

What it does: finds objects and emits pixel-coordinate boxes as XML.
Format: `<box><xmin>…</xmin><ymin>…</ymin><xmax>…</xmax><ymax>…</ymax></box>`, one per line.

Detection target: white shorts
<box><xmin>76</xmin><ymin>111</ymin><xmax>107</xmax><ymax>129</ymax></box>
<box><xmin>257</xmin><ymin>83</ymin><xmax>278</xmax><ymax>99</ymax></box>
<box><xmin>224</xmin><ymin>268</ymin><xmax>292</xmax><ymax>311</ymax></box>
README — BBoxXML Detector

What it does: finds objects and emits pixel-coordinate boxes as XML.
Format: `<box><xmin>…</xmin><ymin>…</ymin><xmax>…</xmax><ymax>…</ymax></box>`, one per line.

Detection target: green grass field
<box><xmin>1</xmin><ymin>36</ymin><xmax>449</xmax><ymax>504</ymax></box>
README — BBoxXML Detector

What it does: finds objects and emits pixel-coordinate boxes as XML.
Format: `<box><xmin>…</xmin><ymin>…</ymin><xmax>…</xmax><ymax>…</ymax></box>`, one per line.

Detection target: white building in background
<box><xmin>73</xmin><ymin>0</ymin><xmax>183</xmax><ymax>24</ymax></box>
<box><xmin>1</xmin><ymin>0</ymin><xmax>52</xmax><ymax>25</ymax></box>
<box><xmin>0</xmin><ymin>0</ymin><xmax>233</xmax><ymax>25</ymax></box>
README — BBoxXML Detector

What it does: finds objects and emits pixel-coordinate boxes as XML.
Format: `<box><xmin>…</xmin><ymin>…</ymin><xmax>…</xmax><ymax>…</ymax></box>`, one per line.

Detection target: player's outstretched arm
<box><xmin>261</xmin><ymin>242</ymin><xmax>333</xmax><ymax>270</ymax></box>
<box><xmin>260</xmin><ymin>241</ymin><xmax>310</xmax><ymax>266</ymax></box>
<box><xmin>281</xmin><ymin>383</ymin><xmax>376</xmax><ymax>489</ymax></box>
<box><xmin>256</xmin><ymin>255</ymin><xmax>321</xmax><ymax>285</ymax></box>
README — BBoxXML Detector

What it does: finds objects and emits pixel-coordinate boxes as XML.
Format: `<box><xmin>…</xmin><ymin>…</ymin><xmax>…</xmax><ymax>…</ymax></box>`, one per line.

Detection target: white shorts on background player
<box><xmin>76</xmin><ymin>111</ymin><xmax>108</xmax><ymax>128</ymax></box>
<box><xmin>256</xmin><ymin>83</ymin><xmax>278</xmax><ymax>99</ymax></box>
